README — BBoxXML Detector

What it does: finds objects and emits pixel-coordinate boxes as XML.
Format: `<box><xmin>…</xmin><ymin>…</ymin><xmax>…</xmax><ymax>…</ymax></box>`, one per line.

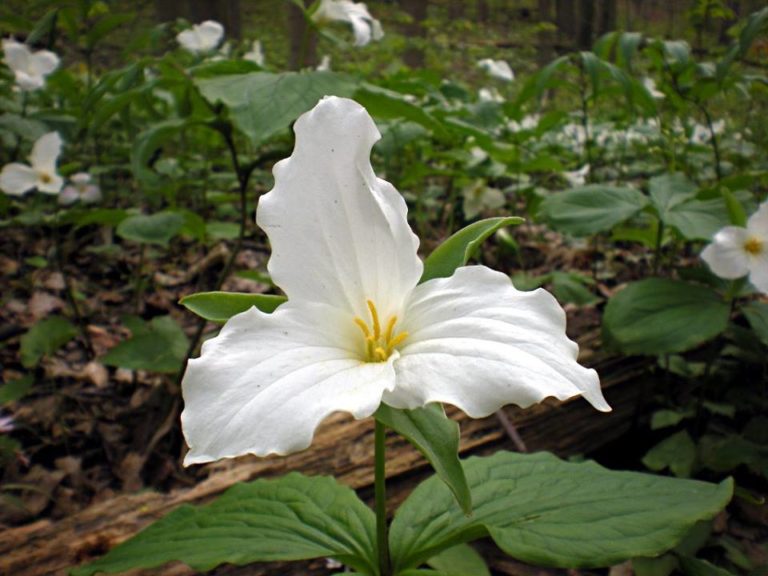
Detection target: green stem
<box><xmin>374</xmin><ymin>419</ymin><xmax>391</xmax><ymax>576</ymax></box>
<box><xmin>653</xmin><ymin>219</ymin><xmax>665</xmax><ymax>275</ymax></box>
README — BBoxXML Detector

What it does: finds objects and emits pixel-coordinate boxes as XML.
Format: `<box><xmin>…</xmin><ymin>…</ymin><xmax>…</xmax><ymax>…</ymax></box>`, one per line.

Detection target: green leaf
<box><xmin>421</xmin><ymin>217</ymin><xmax>523</xmax><ymax>283</ymax></box>
<box><xmin>426</xmin><ymin>543</ymin><xmax>490</xmax><ymax>576</ymax></box>
<box><xmin>550</xmin><ymin>271</ymin><xmax>600</xmax><ymax>306</ymax></box>
<box><xmin>0</xmin><ymin>375</ymin><xmax>33</xmax><ymax>404</ymax></box>
<box><xmin>602</xmin><ymin>279</ymin><xmax>730</xmax><ymax>355</ymax></box>
<box><xmin>195</xmin><ymin>71</ymin><xmax>357</xmax><ymax>146</ymax></box>
<box><xmin>743</xmin><ymin>302</ymin><xmax>768</xmax><ymax>347</ymax></box>
<box><xmin>678</xmin><ymin>554</ymin><xmax>736</xmax><ymax>576</ymax></box>
<box><xmin>131</xmin><ymin>118</ymin><xmax>192</xmax><ymax>186</ymax></box>
<box><xmin>180</xmin><ymin>291</ymin><xmax>286</xmax><ymax>323</ymax></box>
<box><xmin>389</xmin><ymin>451</ymin><xmax>733</xmax><ymax>572</ymax></box>
<box><xmin>354</xmin><ymin>83</ymin><xmax>448</xmax><ymax>139</ymax></box>
<box><xmin>375</xmin><ymin>404</ymin><xmax>471</xmax><ymax>515</ymax></box>
<box><xmin>116</xmin><ymin>211</ymin><xmax>185</xmax><ymax>246</ymax></box>
<box><xmin>649</xmin><ymin>173</ymin><xmax>698</xmax><ymax>222</ymax></box>
<box><xmin>537</xmin><ymin>185</ymin><xmax>648</xmax><ymax>237</ymax></box>
<box><xmin>101</xmin><ymin>316</ymin><xmax>189</xmax><ymax>373</ymax></box>
<box><xmin>665</xmin><ymin>198</ymin><xmax>731</xmax><ymax>241</ymax></box>
<box><xmin>643</xmin><ymin>430</ymin><xmax>697</xmax><ymax>478</ymax></box>
<box><xmin>71</xmin><ymin>473</ymin><xmax>376</xmax><ymax>576</ymax></box>
<box><xmin>20</xmin><ymin>316</ymin><xmax>77</xmax><ymax>368</ymax></box>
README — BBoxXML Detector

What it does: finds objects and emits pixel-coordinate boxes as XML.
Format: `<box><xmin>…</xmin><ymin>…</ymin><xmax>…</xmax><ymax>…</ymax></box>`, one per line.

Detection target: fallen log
<box><xmin>0</xmin><ymin>352</ymin><xmax>648</xmax><ymax>576</ymax></box>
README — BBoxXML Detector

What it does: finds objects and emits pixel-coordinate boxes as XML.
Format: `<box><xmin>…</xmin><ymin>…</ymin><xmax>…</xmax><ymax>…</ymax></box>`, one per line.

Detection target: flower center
<box><xmin>353</xmin><ymin>300</ymin><xmax>408</xmax><ymax>363</ymax></box>
<box><xmin>38</xmin><ymin>172</ymin><xmax>52</xmax><ymax>184</ymax></box>
<box><xmin>744</xmin><ymin>236</ymin><xmax>763</xmax><ymax>256</ymax></box>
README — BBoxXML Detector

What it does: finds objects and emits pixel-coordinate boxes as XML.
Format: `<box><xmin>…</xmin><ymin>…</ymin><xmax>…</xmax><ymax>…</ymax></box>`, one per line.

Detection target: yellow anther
<box><xmin>744</xmin><ymin>236</ymin><xmax>764</xmax><ymax>256</ymax></box>
<box><xmin>39</xmin><ymin>172</ymin><xmax>52</xmax><ymax>184</ymax></box>
<box><xmin>353</xmin><ymin>317</ymin><xmax>371</xmax><ymax>338</ymax></box>
<box><xmin>354</xmin><ymin>300</ymin><xmax>408</xmax><ymax>363</ymax></box>
<box><xmin>367</xmin><ymin>300</ymin><xmax>381</xmax><ymax>340</ymax></box>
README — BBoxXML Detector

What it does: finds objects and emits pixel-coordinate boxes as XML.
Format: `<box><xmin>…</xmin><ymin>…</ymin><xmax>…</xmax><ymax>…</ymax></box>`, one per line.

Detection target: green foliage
<box><xmin>421</xmin><ymin>217</ymin><xmax>523</xmax><ymax>283</ymax></box>
<box><xmin>375</xmin><ymin>404</ymin><xmax>471</xmax><ymax>515</ymax></box>
<box><xmin>195</xmin><ymin>71</ymin><xmax>357</xmax><ymax>145</ymax></box>
<box><xmin>426</xmin><ymin>544</ymin><xmax>490</xmax><ymax>576</ymax></box>
<box><xmin>71</xmin><ymin>473</ymin><xmax>377</xmax><ymax>576</ymax></box>
<box><xmin>538</xmin><ymin>186</ymin><xmax>648</xmax><ymax>237</ymax></box>
<box><xmin>389</xmin><ymin>452</ymin><xmax>732</xmax><ymax>571</ymax></box>
<box><xmin>101</xmin><ymin>316</ymin><xmax>189</xmax><ymax>373</ymax></box>
<box><xmin>20</xmin><ymin>316</ymin><xmax>77</xmax><ymax>368</ymax></box>
<box><xmin>180</xmin><ymin>291</ymin><xmax>286</xmax><ymax>323</ymax></box>
<box><xmin>0</xmin><ymin>375</ymin><xmax>33</xmax><ymax>404</ymax></box>
<box><xmin>603</xmin><ymin>279</ymin><xmax>730</xmax><ymax>355</ymax></box>
<box><xmin>116</xmin><ymin>211</ymin><xmax>185</xmax><ymax>246</ymax></box>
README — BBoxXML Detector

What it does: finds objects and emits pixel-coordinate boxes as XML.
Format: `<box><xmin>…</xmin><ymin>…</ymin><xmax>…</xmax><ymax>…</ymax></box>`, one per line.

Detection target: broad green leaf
<box><xmin>643</xmin><ymin>430</ymin><xmax>697</xmax><ymax>478</ymax></box>
<box><xmin>633</xmin><ymin>555</ymin><xmax>678</xmax><ymax>576</ymax></box>
<box><xmin>20</xmin><ymin>316</ymin><xmax>77</xmax><ymax>368</ymax></box>
<box><xmin>389</xmin><ymin>451</ymin><xmax>732</xmax><ymax>571</ymax></box>
<box><xmin>649</xmin><ymin>173</ymin><xmax>698</xmax><ymax>222</ymax></box>
<box><xmin>421</xmin><ymin>217</ymin><xmax>523</xmax><ymax>283</ymax></box>
<box><xmin>131</xmin><ymin>118</ymin><xmax>192</xmax><ymax>186</ymax></box>
<box><xmin>651</xmin><ymin>409</ymin><xmax>693</xmax><ymax>430</ymax></box>
<box><xmin>355</xmin><ymin>83</ymin><xmax>448</xmax><ymax>139</ymax></box>
<box><xmin>375</xmin><ymin>404</ymin><xmax>471</xmax><ymax>515</ymax></box>
<box><xmin>550</xmin><ymin>271</ymin><xmax>600</xmax><ymax>306</ymax></box>
<box><xmin>538</xmin><ymin>186</ymin><xmax>648</xmax><ymax>237</ymax></box>
<box><xmin>71</xmin><ymin>473</ymin><xmax>376</xmax><ymax>576</ymax></box>
<box><xmin>665</xmin><ymin>198</ymin><xmax>731</xmax><ymax>241</ymax></box>
<box><xmin>426</xmin><ymin>543</ymin><xmax>490</xmax><ymax>576</ymax></box>
<box><xmin>195</xmin><ymin>71</ymin><xmax>357</xmax><ymax>146</ymax></box>
<box><xmin>678</xmin><ymin>555</ymin><xmax>736</xmax><ymax>576</ymax></box>
<box><xmin>180</xmin><ymin>291</ymin><xmax>286</xmax><ymax>323</ymax></box>
<box><xmin>602</xmin><ymin>279</ymin><xmax>730</xmax><ymax>355</ymax></box>
<box><xmin>743</xmin><ymin>302</ymin><xmax>768</xmax><ymax>347</ymax></box>
<box><xmin>0</xmin><ymin>375</ymin><xmax>33</xmax><ymax>404</ymax></box>
<box><xmin>116</xmin><ymin>212</ymin><xmax>185</xmax><ymax>246</ymax></box>
<box><xmin>101</xmin><ymin>316</ymin><xmax>189</xmax><ymax>373</ymax></box>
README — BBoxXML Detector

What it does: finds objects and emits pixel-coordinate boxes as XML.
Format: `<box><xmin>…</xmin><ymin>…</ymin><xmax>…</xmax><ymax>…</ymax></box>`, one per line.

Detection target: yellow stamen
<box><xmin>744</xmin><ymin>236</ymin><xmax>763</xmax><ymax>256</ymax></box>
<box><xmin>39</xmin><ymin>172</ymin><xmax>52</xmax><ymax>184</ymax></box>
<box><xmin>353</xmin><ymin>300</ymin><xmax>408</xmax><ymax>363</ymax></box>
<box><xmin>367</xmin><ymin>299</ymin><xmax>381</xmax><ymax>340</ymax></box>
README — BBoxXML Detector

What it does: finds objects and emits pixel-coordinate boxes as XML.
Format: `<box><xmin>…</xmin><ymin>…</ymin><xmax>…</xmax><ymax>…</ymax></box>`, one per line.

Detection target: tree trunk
<box><xmin>153</xmin><ymin>0</ymin><xmax>242</xmax><ymax>39</ymax></box>
<box><xmin>555</xmin><ymin>0</ymin><xmax>577</xmax><ymax>46</ymax></box>
<box><xmin>287</xmin><ymin>0</ymin><xmax>316</xmax><ymax>70</ymax></box>
<box><xmin>578</xmin><ymin>0</ymin><xmax>595</xmax><ymax>49</ymax></box>
<box><xmin>598</xmin><ymin>0</ymin><xmax>617</xmax><ymax>35</ymax></box>
<box><xmin>537</xmin><ymin>0</ymin><xmax>555</xmax><ymax>65</ymax></box>
<box><xmin>401</xmin><ymin>0</ymin><xmax>428</xmax><ymax>68</ymax></box>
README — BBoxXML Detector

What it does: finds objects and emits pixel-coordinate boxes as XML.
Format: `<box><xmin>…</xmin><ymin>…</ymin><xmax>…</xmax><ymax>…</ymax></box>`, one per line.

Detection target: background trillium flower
<box><xmin>181</xmin><ymin>96</ymin><xmax>610</xmax><ymax>465</ymax></box>
<box><xmin>312</xmin><ymin>0</ymin><xmax>384</xmax><ymax>47</ymax></box>
<box><xmin>176</xmin><ymin>20</ymin><xmax>224</xmax><ymax>54</ymax></box>
<box><xmin>701</xmin><ymin>201</ymin><xmax>768</xmax><ymax>294</ymax></box>
<box><xmin>59</xmin><ymin>172</ymin><xmax>101</xmax><ymax>205</ymax></box>
<box><xmin>2</xmin><ymin>38</ymin><xmax>59</xmax><ymax>91</ymax></box>
<box><xmin>478</xmin><ymin>58</ymin><xmax>515</xmax><ymax>82</ymax></box>
<box><xmin>0</xmin><ymin>132</ymin><xmax>63</xmax><ymax>196</ymax></box>
<box><xmin>243</xmin><ymin>39</ymin><xmax>265</xmax><ymax>66</ymax></box>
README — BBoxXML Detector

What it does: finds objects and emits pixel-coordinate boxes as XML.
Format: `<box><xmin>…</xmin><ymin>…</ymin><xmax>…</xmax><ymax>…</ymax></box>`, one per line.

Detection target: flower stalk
<box><xmin>374</xmin><ymin>419</ymin><xmax>391</xmax><ymax>576</ymax></box>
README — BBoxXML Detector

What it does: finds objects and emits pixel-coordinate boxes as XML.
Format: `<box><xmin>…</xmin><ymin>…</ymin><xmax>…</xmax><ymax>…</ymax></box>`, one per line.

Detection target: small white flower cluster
<box><xmin>312</xmin><ymin>0</ymin><xmax>383</xmax><ymax>47</ymax></box>
<box><xmin>0</xmin><ymin>132</ymin><xmax>100</xmax><ymax>204</ymax></box>
<box><xmin>477</xmin><ymin>58</ymin><xmax>515</xmax><ymax>82</ymax></box>
<box><xmin>2</xmin><ymin>38</ymin><xmax>59</xmax><ymax>91</ymax></box>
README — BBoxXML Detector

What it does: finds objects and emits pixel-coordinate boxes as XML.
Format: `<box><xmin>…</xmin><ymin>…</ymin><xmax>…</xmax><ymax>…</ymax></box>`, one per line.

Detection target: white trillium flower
<box><xmin>243</xmin><ymin>39</ymin><xmax>264</xmax><ymax>66</ymax></box>
<box><xmin>701</xmin><ymin>202</ymin><xmax>768</xmax><ymax>294</ymax></box>
<box><xmin>59</xmin><ymin>172</ymin><xmax>101</xmax><ymax>205</ymax></box>
<box><xmin>642</xmin><ymin>77</ymin><xmax>665</xmax><ymax>99</ymax></box>
<box><xmin>0</xmin><ymin>132</ymin><xmax>63</xmax><ymax>196</ymax></box>
<box><xmin>462</xmin><ymin>181</ymin><xmax>506</xmax><ymax>220</ymax></box>
<box><xmin>312</xmin><ymin>0</ymin><xmax>384</xmax><ymax>47</ymax></box>
<box><xmin>478</xmin><ymin>87</ymin><xmax>504</xmax><ymax>102</ymax></box>
<box><xmin>477</xmin><ymin>58</ymin><xmax>514</xmax><ymax>82</ymax></box>
<box><xmin>316</xmin><ymin>54</ymin><xmax>332</xmax><ymax>71</ymax></box>
<box><xmin>563</xmin><ymin>164</ymin><xmax>590</xmax><ymax>187</ymax></box>
<box><xmin>176</xmin><ymin>20</ymin><xmax>224</xmax><ymax>54</ymax></box>
<box><xmin>2</xmin><ymin>38</ymin><xmax>59</xmax><ymax>91</ymax></box>
<box><xmin>180</xmin><ymin>97</ymin><xmax>610</xmax><ymax>464</ymax></box>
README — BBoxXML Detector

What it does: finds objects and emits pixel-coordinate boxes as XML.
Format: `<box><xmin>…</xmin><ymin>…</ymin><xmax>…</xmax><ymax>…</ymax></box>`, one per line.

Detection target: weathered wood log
<box><xmin>0</xmin><ymin>353</ymin><xmax>647</xmax><ymax>576</ymax></box>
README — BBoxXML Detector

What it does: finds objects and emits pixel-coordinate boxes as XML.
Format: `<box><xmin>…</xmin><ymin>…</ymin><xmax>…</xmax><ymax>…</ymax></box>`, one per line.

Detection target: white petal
<box><xmin>58</xmin><ymin>186</ymin><xmax>79</xmax><ymax>205</ymax></box>
<box><xmin>349</xmin><ymin>14</ymin><xmax>372</xmax><ymax>46</ymax></box>
<box><xmin>701</xmin><ymin>226</ymin><xmax>750</xmax><ymax>279</ymax></box>
<box><xmin>257</xmin><ymin>96</ymin><xmax>422</xmax><ymax>319</ymax></box>
<box><xmin>748</xmin><ymin>251</ymin><xmax>768</xmax><ymax>294</ymax></box>
<box><xmin>37</xmin><ymin>172</ymin><xmax>63</xmax><ymax>194</ymax></box>
<box><xmin>385</xmin><ymin>266</ymin><xmax>610</xmax><ymax>416</ymax></box>
<box><xmin>196</xmin><ymin>20</ymin><xmax>224</xmax><ymax>50</ymax></box>
<box><xmin>176</xmin><ymin>29</ymin><xmax>202</xmax><ymax>52</ymax></box>
<box><xmin>2</xmin><ymin>39</ymin><xmax>30</xmax><ymax>73</ymax></box>
<box><xmin>0</xmin><ymin>163</ymin><xmax>37</xmax><ymax>196</ymax></box>
<box><xmin>746</xmin><ymin>201</ymin><xmax>768</xmax><ymax>237</ymax></box>
<box><xmin>30</xmin><ymin>132</ymin><xmax>62</xmax><ymax>173</ymax></box>
<box><xmin>181</xmin><ymin>302</ymin><xmax>396</xmax><ymax>464</ymax></box>
<box><xmin>81</xmin><ymin>184</ymin><xmax>101</xmax><ymax>203</ymax></box>
<box><xmin>28</xmin><ymin>50</ymin><xmax>59</xmax><ymax>76</ymax></box>
<box><xmin>14</xmin><ymin>71</ymin><xmax>43</xmax><ymax>91</ymax></box>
